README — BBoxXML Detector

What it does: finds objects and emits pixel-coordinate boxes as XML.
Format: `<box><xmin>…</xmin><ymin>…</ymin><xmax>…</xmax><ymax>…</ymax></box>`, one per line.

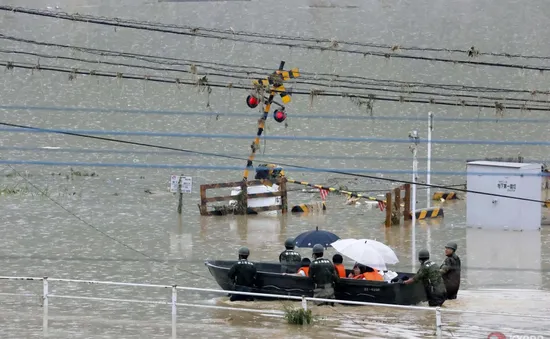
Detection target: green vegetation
<box><xmin>283</xmin><ymin>305</ymin><xmax>314</xmax><ymax>325</ymax></box>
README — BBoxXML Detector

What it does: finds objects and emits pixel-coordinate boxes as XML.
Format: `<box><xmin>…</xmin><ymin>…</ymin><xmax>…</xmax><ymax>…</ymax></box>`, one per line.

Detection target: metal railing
<box><xmin>1</xmin><ymin>276</ymin><xmax>549</xmax><ymax>338</ymax></box>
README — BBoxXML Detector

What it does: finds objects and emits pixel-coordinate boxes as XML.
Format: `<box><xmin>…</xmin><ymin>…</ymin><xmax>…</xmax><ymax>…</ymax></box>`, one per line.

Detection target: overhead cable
<box><xmin>2</xmin><ymin>49</ymin><xmax>549</xmax><ymax>105</ymax></box>
<box><xmin>1</xmin><ymin>60</ymin><xmax>548</xmax><ymax>111</ymax></box>
<box><xmin>2</xmin><ymin>6</ymin><xmax>550</xmax><ymax>72</ymax></box>
<box><xmin>2</xmin><ymin>105</ymin><xmax>550</xmax><ymax>123</ymax></box>
<box><xmin>2</xmin><ymin>34</ymin><xmax>548</xmax><ymax>96</ymax></box>
<box><xmin>3</xmin><ymin>146</ymin><xmax>546</xmax><ymax>164</ymax></box>
<box><xmin>1</xmin><ymin>159</ymin><xmax>547</xmax><ymax>178</ymax></box>
<box><xmin>2</xmin><ymin>125</ymin><xmax>550</xmax><ymax>146</ymax></box>
<box><xmin>0</xmin><ymin>120</ymin><xmax>548</xmax><ymax>204</ymax></box>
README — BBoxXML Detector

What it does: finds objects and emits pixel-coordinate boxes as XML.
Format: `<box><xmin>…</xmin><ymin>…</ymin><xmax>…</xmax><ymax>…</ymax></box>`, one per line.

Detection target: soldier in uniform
<box><xmin>228</xmin><ymin>246</ymin><xmax>257</xmax><ymax>302</ymax></box>
<box><xmin>440</xmin><ymin>241</ymin><xmax>461</xmax><ymax>300</ymax></box>
<box><xmin>404</xmin><ymin>249</ymin><xmax>447</xmax><ymax>307</ymax></box>
<box><xmin>279</xmin><ymin>237</ymin><xmax>302</xmax><ymax>273</ymax></box>
<box><xmin>308</xmin><ymin>244</ymin><xmax>339</xmax><ymax>306</ymax></box>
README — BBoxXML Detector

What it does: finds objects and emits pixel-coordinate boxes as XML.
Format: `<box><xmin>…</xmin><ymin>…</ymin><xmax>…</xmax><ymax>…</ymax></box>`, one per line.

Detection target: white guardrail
<box><xmin>0</xmin><ymin>276</ymin><xmax>548</xmax><ymax>338</ymax></box>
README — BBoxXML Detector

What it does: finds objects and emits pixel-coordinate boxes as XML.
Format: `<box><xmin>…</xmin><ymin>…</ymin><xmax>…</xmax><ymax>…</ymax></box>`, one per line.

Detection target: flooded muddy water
<box><xmin>1</xmin><ymin>0</ymin><xmax>550</xmax><ymax>338</ymax></box>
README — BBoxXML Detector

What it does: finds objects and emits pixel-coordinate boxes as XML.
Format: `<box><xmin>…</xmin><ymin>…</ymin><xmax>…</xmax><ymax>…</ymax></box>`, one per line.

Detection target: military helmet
<box><xmin>284</xmin><ymin>237</ymin><xmax>295</xmax><ymax>249</ymax></box>
<box><xmin>312</xmin><ymin>244</ymin><xmax>324</xmax><ymax>254</ymax></box>
<box><xmin>445</xmin><ymin>242</ymin><xmax>457</xmax><ymax>251</ymax></box>
<box><xmin>418</xmin><ymin>249</ymin><xmax>430</xmax><ymax>260</ymax></box>
<box><xmin>238</xmin><ymin>246</ymin><xmax>250</xmax><ymax>256</ymax></box>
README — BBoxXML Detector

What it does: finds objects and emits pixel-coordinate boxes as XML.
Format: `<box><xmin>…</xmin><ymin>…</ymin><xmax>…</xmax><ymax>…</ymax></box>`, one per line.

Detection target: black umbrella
<box><xmin>294</xmin><ymin>226</ymin><xmax>340</xmax><ymax>248</ymax></box>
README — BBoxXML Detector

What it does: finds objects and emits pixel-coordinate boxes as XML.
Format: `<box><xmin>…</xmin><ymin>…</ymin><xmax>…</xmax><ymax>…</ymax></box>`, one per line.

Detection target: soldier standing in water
<box><xmin>404</xmin><ymin>249</ymin><xmax>447</xmax><ymax>307</ymax></box>
<box><xmin>228</xmin><ymin>247</ymin><xmax>257</xmax><ymax>301</ymax></box>
<box><xmin>308</xmin><ymin>244</ymin><xmax>339</xmax><ymax>306</ymax></box>
<box><xmin>440</xmin><ymin>241</ymin><xmax>461</xmax><ymax>299</ymax></box>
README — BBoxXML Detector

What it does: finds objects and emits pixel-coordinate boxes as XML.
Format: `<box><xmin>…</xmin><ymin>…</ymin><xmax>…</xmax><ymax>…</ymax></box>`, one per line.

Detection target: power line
<box><xmin>3</xmin><ymin>48</ymin><xmax>550</xmax><ymax>105</ymax></box>
<box><xmin>1</xmin><ymin>60</ymin><xmax>549</xmax><ymax>111</ymax></box>
<box><xmin>2</xmin><ymin>104</ymin><xmax>550</xmax><ymax>123</ymax></box>
<box><xmin>3</xmin><ymin>33</ymin><xmax>548</xmax><ymax>96</ymax></box>
<box><xmin>2</xmin><ymin>159</ymin><xmax>548</xmax><ymax>177</ymax></box>
<box><xmin>75</xmin><ymin>11</ymin><xmax>550</xmax><ymax>63</ymax></box>
<box><xmin>3</xmin><ymin>125</ymin><xmax>550</xmax><ymax>146</ymax></box>
<box><xmin>1</xmin><ymin>163</ymin><xmax>212</xmax><ymax>281</ymax></box>
<box><xmin>3</xmin><ymin>6</ymin><xmax>548</xmax><ymax>62</ymax></box>
<box><xmin>0</xmin><ymin>120</ymin><xmax>548</xmax><ymax>205</ymax></box>
<box><xmin>2</xmin><ymin>146</ymin><xmax>547</xmax><ymax>164</ymax></box>
<box><xmin>3</xmin><ymin>6</ymin><xmax>550</xmax><ymax>72</ymax></box>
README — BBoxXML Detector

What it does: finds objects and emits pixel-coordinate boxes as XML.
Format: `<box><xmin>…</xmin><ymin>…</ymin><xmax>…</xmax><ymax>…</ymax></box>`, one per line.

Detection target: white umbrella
<box><xmin>357</xmin><ymin>238</ymin><xmax>399</xmax><ymax>265</ymax></box>
<box><xmin>331</xmin><ymin>238</ymin><xmax>399</xmax><ymax>271</ymax></box>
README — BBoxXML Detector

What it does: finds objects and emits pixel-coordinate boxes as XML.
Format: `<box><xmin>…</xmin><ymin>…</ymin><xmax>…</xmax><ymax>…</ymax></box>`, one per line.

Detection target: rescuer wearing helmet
<box><xmin>228</xmin><ymin>246</ymin><xmax>257</xmax><ymax>302</ymax></box>
<box><xmin>308</xmin><ymin>244</ymin><xmax>339</xmax><ymax>306</ymax></box>
<box><xmin>279</xmin><ymin>237</ymin><xmax>302</xmax><ymax>273</ymax></box>
<box><xmin>440</xmin><ymin>241</ymin><xmax>461</xmax><ymax>300</ymax></box>
<box><xmin>404</xmin><ymin>249</ymin><xmax>447</xmax><ymax>306</ymax></box>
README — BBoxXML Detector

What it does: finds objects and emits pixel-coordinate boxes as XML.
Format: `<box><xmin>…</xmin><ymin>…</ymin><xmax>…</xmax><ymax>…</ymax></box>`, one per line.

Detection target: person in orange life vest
<box><xmin>348</xmin><ymin>263</ymin><xmax>384</xmax><ymax>281</ymax></box>
<box><xmin>297</xmin><ymin>258</ymin><xmax>311</xmax><ymax>276</ymax></box>
<box><xmin>282</xmin><ymin>258</ymin><xmax>311</xmax><ymax>277</ymax></box>
<box><xmin>332</xmin><ymin>254</ymin><xmax>346</xmax><ymax>278</ymax></box>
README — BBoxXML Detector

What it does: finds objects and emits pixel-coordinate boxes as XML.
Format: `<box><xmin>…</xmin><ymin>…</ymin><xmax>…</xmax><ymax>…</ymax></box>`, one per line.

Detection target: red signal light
<box><xmin>273</xmin><ymin>110</ymin><xmax>287</xmax><ymax>123</ymax></box>
<box><xmin>246</xmin><ymin>95</ymin><xmax>259</xmax><ymax>108</ymax></box>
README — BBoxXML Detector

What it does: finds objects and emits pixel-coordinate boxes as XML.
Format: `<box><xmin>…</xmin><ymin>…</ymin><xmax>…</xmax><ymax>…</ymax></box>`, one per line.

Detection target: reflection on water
<box><xmin>228</xmin><ymin>215</ymin><xmax>287</xmax><ymax>247</ymax></box>
<box><xmin>466</xmin><ymin>228</ymin><xmax>542</xmax><ymax>289</ymax></box>
<box><xmin>169</xmin><ymin>216</ymin><xmax>193</xmax><ymax>259</ymax></box>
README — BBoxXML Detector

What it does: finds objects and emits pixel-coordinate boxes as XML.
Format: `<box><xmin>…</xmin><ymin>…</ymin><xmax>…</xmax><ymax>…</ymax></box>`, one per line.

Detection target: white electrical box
<box><xmin>466</xmin><ymin>161</ymin><xmax>542</xmax><ymax>231</ymax></box>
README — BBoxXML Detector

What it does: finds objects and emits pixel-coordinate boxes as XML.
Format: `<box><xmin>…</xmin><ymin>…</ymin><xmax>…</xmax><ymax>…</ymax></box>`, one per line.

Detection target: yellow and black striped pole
<box><xmin>286</xmin><ymin>179</ymin><xmax>385</xmax><ymax>203</ymax></box>
<box><xmin>242</xmin><ymin>89</ymin><xmax>275</xmax><ymax>181</ymax></box>
<box><xmin>242</xmin><ymin>61</ymin><xmax>300</xmax><ymax>181</ymax></box>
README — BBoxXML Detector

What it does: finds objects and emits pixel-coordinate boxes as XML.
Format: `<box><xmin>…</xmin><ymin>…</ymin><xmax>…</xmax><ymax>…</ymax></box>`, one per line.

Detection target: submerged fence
<box><xmin>0</xmin><ymin>276</ymin><xmax>548</xmax><ymax>338</ymax></box>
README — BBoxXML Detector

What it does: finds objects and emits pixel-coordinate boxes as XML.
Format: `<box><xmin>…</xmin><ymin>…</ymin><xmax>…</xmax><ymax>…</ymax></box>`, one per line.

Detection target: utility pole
<box><xmin>409</xmin><ymin>130</ymin><xmax>420</xmax><ymax>272</ymax></box>
<box><xmin>427</xmin><ymin>112</ymin><xmax>434</xmax><ymax>208</ymax></box>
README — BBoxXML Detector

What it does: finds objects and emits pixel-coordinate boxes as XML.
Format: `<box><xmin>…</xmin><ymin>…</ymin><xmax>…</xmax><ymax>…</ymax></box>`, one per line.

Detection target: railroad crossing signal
<box><xmin>252</xmin><ymin>68</ymin><xmax>300</xmax><ymax>104</ymax></box>
<box><xmin>242</xmin><ymin>61</ymin><xmax>299</xmax><ymax>181</ymax></box>
<box><xmin>246</xmin><ymin>64</ymin><xmax>300</xmax><ymax>108</ymax></box>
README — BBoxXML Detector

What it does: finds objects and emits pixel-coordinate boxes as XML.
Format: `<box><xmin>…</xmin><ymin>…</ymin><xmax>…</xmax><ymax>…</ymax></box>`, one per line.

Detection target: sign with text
<box><xmin>170</xmin><ymin>175</ymin><xmax>193</xmax><ymax>193</ymax></box>
<box><xmin>497</xmin><ymin>180</ymin><xmax>517</xmax><ymax>192</ymax></box>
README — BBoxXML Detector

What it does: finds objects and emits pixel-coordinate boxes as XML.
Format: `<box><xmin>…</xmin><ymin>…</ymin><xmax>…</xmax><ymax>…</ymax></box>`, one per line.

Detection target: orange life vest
<box><xmin>334</xmin><ymin>264</ymin><xmax>346</xmax><ymax>278</ymax></box>
<box><xmin>298</xmin><ymin>266</ymin><xmax>309</xmax><ymax>276</ymax></box>
<box><xmin>353</xmin><ymin>271</ymin><xmax>384</xmax><ymax>281</ymax></box>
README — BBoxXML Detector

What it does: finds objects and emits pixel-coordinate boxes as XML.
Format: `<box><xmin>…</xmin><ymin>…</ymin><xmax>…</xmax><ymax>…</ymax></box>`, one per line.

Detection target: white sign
<box><xmin>180</xmin><ymin>176</ymin><xmax>192</xmax><ymax>193</ymax></box>
<box><xmin>497</xmin><ymin>180</ymin><xmax>517</xmax><ymax>192</ymax></box>
<box><xmin>170</xmin><ymin>175</ymin><xmax>193</xmax><ymax>193</ymax></box>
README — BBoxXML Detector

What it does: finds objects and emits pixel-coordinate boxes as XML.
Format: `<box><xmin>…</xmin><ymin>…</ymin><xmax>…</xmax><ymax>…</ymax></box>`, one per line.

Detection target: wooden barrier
<box><xmin>198</xmin><ymin>178</ymin><xmax>288</xmax><ymax>216</ymax></box>
<box><xmin>385</xmin><ymin>192</ymin><xmax>392</xmax><ymax>227</ymax></box>
<box><xmin>384</xmin><ymin>184</ymin><xmax>411</xmax><ymax>227</ymax></box>
<box><xmin>403</xmin><ymin>184</ymin><xmax>411</xmax><ymax>220</ymax></box>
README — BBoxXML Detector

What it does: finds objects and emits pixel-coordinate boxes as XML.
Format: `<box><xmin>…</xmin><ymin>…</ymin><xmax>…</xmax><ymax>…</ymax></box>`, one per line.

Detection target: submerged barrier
<box><xmin>1</xmin><ymin>276</ymin><xmax>549</xmax><ymax>338</ymax></box>
<box><xmin>415</xmin><ymin>207</ymin><xmax>445</xmax><ymax>220</ymax></box>
<box><xmin>432</xmin><ymin>192</ymin><xmax>459</xmax><ymax>200</ymax></box>
<box><xmin>290</xmin><ymin>201</ymin><xmax>326</xmax><ymax>213</ymax></box>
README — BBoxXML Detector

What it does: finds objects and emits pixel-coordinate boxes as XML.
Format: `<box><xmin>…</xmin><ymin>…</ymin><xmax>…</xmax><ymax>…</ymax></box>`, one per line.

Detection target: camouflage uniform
<box><xmin>414</xmin><ymin>260</ymin><xmax>447</xmax><ymax>306</ymax></box>
<box><xmin>440</xmin><ymin>252</ymin><xmax>461</xmax><ymax>299</ymax></box>
<box><xmin>279</xmin><ymin>249</ymin><xmax>302</xmax><ymax>273</ymax></box>
<box><xmin>308</xmin><ymin>257</ymin><xmax>339</xmax><ymax>306</ymax></box>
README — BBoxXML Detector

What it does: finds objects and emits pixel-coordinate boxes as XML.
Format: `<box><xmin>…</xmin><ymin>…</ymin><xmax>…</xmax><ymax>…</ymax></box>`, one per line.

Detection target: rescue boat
<box><xmin>204</xmin><ymin>260</ymin><xmax>427</xmax><ymax>305</ymax></box>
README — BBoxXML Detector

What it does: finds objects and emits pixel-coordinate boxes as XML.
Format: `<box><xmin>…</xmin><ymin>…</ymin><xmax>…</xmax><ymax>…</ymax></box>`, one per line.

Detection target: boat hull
<box><xmin>205</xmin><ymin>260</ymin><xmax>427</xmax><ymax>305</ymax></box>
